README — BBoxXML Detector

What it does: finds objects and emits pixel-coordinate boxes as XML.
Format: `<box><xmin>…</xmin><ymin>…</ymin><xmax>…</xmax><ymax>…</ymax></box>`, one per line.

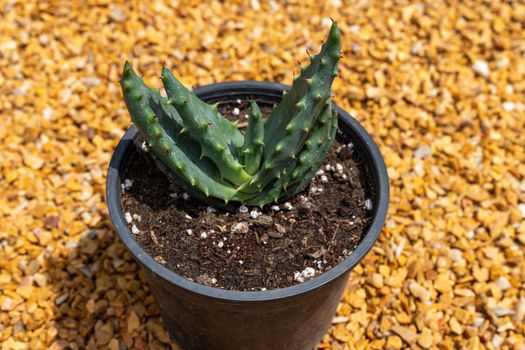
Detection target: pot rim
<box><xmin>106</xmin><ymin>80</ymin><xmax>389</xmax><ymax>302</ymax></box>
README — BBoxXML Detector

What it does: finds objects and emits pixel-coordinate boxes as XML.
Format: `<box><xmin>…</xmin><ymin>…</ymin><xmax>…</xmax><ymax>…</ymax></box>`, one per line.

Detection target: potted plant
<box><xmin>106</xmin><ymin>23</ymin><xmax>389</xmax><ymax>350</ymax></box>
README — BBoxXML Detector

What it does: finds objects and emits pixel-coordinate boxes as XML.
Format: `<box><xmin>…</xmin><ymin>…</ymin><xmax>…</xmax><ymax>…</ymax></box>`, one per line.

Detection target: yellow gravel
<box><xmin>1</xmin><ymin>1</ymin><xmax>524</xmax><ymax>349</ymax></box>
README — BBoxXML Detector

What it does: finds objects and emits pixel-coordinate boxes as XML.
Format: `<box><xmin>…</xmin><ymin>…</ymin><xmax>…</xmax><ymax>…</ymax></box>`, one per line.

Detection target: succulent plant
<box><xmin>120</xmin><ymin>22</ymin><xmax>341</xmax><ymax>207</ymax></box>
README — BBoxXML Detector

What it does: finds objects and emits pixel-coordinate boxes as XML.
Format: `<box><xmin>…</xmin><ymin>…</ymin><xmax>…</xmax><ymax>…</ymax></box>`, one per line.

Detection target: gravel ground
<box><xmin>1</xmin><ymin>1</ymin><xmax>524</xmax><ymax>349</ymax></box>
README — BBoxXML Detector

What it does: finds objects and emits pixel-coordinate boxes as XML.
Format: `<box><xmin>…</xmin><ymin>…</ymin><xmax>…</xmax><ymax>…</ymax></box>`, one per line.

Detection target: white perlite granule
<box><xmin>124</xmin><ymin>212</ymin><xmax>132</xmax><ymax>224</ymax></box>
<box><xmin>364</xmin><ymin>198</ymin><xmax>373</xmax><ymax>210</ymax></box>
<box><xmin>283</xmin><ymin>202</ymin><xmax>293</xmax><ymax>211</ymax></box>
<box><xmin>294</xmin><ymin>267</ymin><xmax>316</xmax><ymax>283</ymax></box>
<box><xmin>238</xmin><ymin>204</ymin><xmax>249</xmax><ymax>213</ymax></box>
<box><xmin>121</xmin><ymin>179</ymin><xmax>133</xmax><ymax>190</ymax></box>
<box><xmin>131</xmin><ymin>225</ymin><xmax>140</xmax><ymax>234</ymax></box>
<box><xmin>250</xmin><ymin>209</ymin><xmax>262</xmax><ymax>219</ymax></box>
<box><xmin>232</xmin><ymin>107</ymin><xmax>240</xmax><ymax>116</ymax></box>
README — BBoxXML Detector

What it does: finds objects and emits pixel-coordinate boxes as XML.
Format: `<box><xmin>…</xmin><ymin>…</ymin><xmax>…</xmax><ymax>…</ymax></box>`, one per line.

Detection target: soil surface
<box><xmin>121</xmin><ymin>101</ymin><xmax>375</xmax><ymax>291</ymax></box>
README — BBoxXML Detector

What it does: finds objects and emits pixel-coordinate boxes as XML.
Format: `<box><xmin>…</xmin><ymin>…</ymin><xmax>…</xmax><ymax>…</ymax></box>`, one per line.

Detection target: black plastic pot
<box><xmin>106</xmin><ymin>81</ymin><xmax>389</xmax><ymax>350</ymax></box>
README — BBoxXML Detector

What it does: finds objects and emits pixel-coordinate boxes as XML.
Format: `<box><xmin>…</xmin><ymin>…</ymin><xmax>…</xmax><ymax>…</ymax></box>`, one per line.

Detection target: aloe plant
<box><xmin>120</xmin><ymin>23</ymin><xmax>341</xmax><ymax>207</ymax></box>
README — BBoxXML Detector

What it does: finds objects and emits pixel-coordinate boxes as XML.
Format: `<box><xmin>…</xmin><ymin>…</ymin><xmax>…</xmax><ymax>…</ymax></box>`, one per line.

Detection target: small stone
<box><xmin>417</xmin><ymin>328</ymin><xmax>433</xmax><ymax>348</ymax></box>
<box><xmin>414</xmin><ymin>145</ymin><xmax>432</xmax><ymax>159</ymax></box>
<box><xmin>109</xmin><ymin>5</ymin><xmax>127</xmax><ymax>22</ymax></box>
<box><xmin>472</xmin><ymin>59</ymin><xmax>490</xmax><ymax>78</ymax></box>
<box><xmin>108</xmin><ymin>339</ymin><xmax>119</xmax><ymax>350</ymax></box>
<box><xmin>83</xmin><ymin>77</ymin><xmax>101</xmax><ymax>88</ymax></box>
<box><xmin>369</xmin><ymin>273</ymin><xmax>384</xmax><ymax>288</ymax></box>
<box><xmin>514</xmin><ymin>298</ymin><xmax>525</xmax><ymax>322</ymax></box>
<box><xmin>391</xmin><ymin>325</ymin><xmax>417</xmax><ymax>343</ymax></box>
<box><xmin>55</xmin><ymin>293</ymin><xmax>69</xmax><ymax>306</ymax></box>
<box><xmin>127</xmin><ymin>311</ymin><xmax>140</xmax><ymax>333</ymax></box>
<box><xmin>332</xmin><ymin>316</ymin><xmax>349</xmax><ymax>324</ymax></box>
<box><xmin>492</xmin><ymin>306</ymin><xmax>514</xmax><ymax>317</ymax></box>
<box><xmin>96</xmin><ymin>322</ymin><xmax>114</xmax><ymax>345</ymax></box>
<box><xmin>449</xmin><ymin>317</ymin><xmax>463</xmax><ymax>334</ymax></box>
<box><xmin>518</xmin><ymin>203</ymin><xmax>525</xmax><ymax>218</ymax></box>
<box><xmin>473</xmin><ymin>317</ymin><xmax>485</xmax><ymax>328</ymax></box>
<box><xmin>250</xmin><ymin>0</ymin><xmax>260</xmax><ymax>10</ymax></box>
<box><xmin>491</xmin><ymin>334</ymin><xmax>503</xmax><ymax>348</ymax></box>
<box><xmin>153</xmin><ymin>256</ymin><xmax>166</xmax><ymax>264</ymax></box>
<box><xmin>497</xmin><ymin>322</ymin><xmax>515</xmax><ymax>332</ymax></box>
<box><xmin>434</xmin><ymin>273</ymin><xmax>452</xmax><ymax>293</ymax></box>
<box><xmin>33</xmin><ymin>273</ymin><xmax>47</xmax><ymax>287</ymax></box>
<box><xmin>495</xmin><ymin>276</ymin><xmax>511</xmax><ymax>291</ymax></box>
<box><xmin>1</xmin><ymin>297</ymin><xmax>15</xmax><ymax>311</ymax></box>
<box><xmin>385</xmin><ymin>335</ymin><xmax>403</xmax><ymax>349</ymax></box>
<box><xmin>449</xmin><ymin>249</ymin><xmax>462</xmax><ymax>261</ymax></box>
<box><xmin>409</xmin><ymin>282</ymin><xmax>431</xmax><ymax>303</ymax></box>
<box><xmin>502</xmin><ymin>101</ymin><xmax>515</xmax><ymax>112</ymax></box>
<box><xmin>410</xmin><ymin>41</ymin><xmax>422</xmax><ymax>55</ymax></box>
<box><xmin>42</xmin><ymin>107</ymin><xmax>54</xmax><ymax>120</ymax></box>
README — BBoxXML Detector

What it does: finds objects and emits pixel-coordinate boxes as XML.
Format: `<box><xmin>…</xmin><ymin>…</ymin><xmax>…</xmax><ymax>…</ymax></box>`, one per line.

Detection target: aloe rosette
<box><xmin>120</xmin><ymin>23</ymin><xmax>341</xmax><ymax>207</ymax></box>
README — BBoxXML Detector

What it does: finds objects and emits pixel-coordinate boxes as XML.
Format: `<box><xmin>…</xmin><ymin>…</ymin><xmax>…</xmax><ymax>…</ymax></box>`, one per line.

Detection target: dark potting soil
<box><xmin>120</xmin><ymin>100</ymin><xmax>375</xmax><ymax>291</ymax></box>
